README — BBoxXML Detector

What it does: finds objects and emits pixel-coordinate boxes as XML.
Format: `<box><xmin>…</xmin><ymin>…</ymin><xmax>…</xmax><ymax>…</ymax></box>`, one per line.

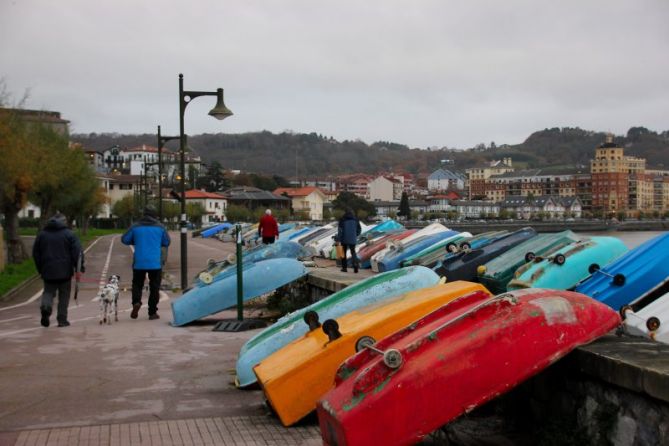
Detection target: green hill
<box><xmin>71</xmin><ymin>126</ymin><xmax>669</xmax><ymax>177</ymax></box>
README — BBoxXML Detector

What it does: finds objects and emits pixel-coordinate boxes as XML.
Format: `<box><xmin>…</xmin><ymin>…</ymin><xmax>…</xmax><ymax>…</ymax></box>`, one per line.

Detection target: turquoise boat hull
<box><xmin>171</xmin><ymin>258</ymin><xmax>308</xmax><ymax>327</ymax></box>
<box><xmin>575</xmin><ymin>232</ymin><xmax>669</xmax><ymax>310</ymax></box>
<box><xmin>234</xmin><ymin>265</ymin><xmax>440</xmax><ymax>387</ymax></box>
<box><xmin>479</xmin><ymin>230</ymin><xmax>580</xmax><ymax>294</ymax></box>
<box><xmin>508</xmin><ymin>236</ymin><xmax>628</xmax><ymax>291</ymax></box>
<box><xmin>194</xmin><ymin>241</ymin><xmax>310</xmax><ymax>287</ymax></box>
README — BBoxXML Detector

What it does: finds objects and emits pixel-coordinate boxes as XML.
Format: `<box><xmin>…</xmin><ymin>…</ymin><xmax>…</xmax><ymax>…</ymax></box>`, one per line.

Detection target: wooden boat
<box><xmin>254</xmin><ymin>281</ymin><xmax>491</xmax><ymax>426</ymax></box>
<box><xmin>377</xmin><ymin>231</ymin><xmax>459</xmax><ymax>272</ymax></box>
<box><xmin>574</xmin><ymin>232</ymin><xmax>669</xmax><ymax>311</ymax></box>
<box><xmin>371</xmin><ymin>223</ymin><xmax>450</xmax><ymax>272</ymax></box>
<box><xmin>194</xmin><ymin>240</ymin><xmax>310</xmax><ymax>286</ymax></box>
<box><xmin>400</xmin><ymin>232</ymin><xmax>472</xmax><ymax>267</ymax></box>
<box><xmin>171</xmin><ymin>258</ymin><xmax>307</xmax><ymax>327</ymax></box>
<box><xmin>508</xmin><ymin>237</ymin><xmax>628</xmax><ymax>291</ymax></box>
<box><xmin>478</xmin><ymin>230</ymin><xmax>580</xmax><ymax>294</ymax></box>
<box><xmin>235</xmin><ymin>266</ymin><xmax>440</xmax><ymax>388</ymax></box>
<box><xmin>357</xmin><ymin>230</ymin><xmax>416</xmax><ymax>269</ymax></box>
<box><xmin>316</xmin><ymin>288</ymin><xmax>621</xmax><ymax>446</ymax></box>
<box><xmin>433</xmin><ymin>227</ymin><xmax>537</xmax><ymax>282</ymax></box>
<box><xmin>623</xmin><ymin>291</ymin><xmax>669</xmax><ymax>343</ymax></box>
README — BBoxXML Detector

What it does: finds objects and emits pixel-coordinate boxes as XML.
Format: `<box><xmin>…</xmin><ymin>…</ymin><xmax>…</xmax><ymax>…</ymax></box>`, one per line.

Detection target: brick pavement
<box><xmin>9</xmin><ymin>416</ymin><xmax>321</xmax><ymax>446</ymax></box>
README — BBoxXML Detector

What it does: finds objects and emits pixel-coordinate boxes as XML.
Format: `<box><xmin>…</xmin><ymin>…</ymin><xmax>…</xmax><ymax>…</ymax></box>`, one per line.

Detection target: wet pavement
<box><xmin>0</xmin><ymin>233</ymin><xmax>322</xmax><ymax>445</ymax></box>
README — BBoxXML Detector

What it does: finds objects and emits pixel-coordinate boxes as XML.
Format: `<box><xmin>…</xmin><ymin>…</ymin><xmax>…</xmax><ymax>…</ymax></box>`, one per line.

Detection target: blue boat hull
<box><xmin>575</xmin><ymin>233</ymin><xmax>669</xmax><ymax>310</ymax></box>
<box><xmin>201</xmin><ymin>223</ymin><xmax>232</xmax><ymax>238</ymax></box>
<box><xmin>172</xmin><ymin>258</ymin><xmax>307</xmax><ymax>327</ymax></box>
<box><xmin>235</xmin><ymin>266</ymin><xmax>440</xmax><ymax>387</ymax></box>
<box><xmin>377</xmin><ymin>231</ymin><xmax>459</xmax><ymax>272</ymax></box>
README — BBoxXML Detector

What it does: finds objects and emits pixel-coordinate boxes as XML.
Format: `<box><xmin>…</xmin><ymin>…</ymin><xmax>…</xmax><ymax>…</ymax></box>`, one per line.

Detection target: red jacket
<box><xmin>258</xmin><ymin>214</ymin><xmax>279</xmax><ymax>237</ymax></box>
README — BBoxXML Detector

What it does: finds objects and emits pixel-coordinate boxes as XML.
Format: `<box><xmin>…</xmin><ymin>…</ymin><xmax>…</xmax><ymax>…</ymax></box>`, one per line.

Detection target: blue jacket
<box><xmin>122</xmin><ymin>216</ymin><xmax>170</xmax><ymax>270</ymax></box>
<box><xmin>338</xmin><ymin>212</ymin><xmax>362</xmax><ymax>246</ymax></box>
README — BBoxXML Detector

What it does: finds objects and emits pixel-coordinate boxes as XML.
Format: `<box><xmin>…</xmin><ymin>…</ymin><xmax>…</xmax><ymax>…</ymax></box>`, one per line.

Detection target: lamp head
<box><xmin>208</xmin><ymin>88</ymin><xmax>233</xmax><ymax>121</ymax></box>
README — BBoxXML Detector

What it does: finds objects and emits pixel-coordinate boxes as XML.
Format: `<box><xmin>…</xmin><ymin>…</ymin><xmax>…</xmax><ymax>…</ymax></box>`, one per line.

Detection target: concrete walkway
<box><xmin>0</xmin><ymin>233</ymin><xmax>322</xmax><ymax>446</ymax></box>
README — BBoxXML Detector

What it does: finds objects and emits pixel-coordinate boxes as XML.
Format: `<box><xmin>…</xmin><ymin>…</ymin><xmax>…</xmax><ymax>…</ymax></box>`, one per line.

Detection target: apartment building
<box><xmin>465</xmin><ymin>157</ymin><xmax>514</xmax><ymax>199</ymax></box>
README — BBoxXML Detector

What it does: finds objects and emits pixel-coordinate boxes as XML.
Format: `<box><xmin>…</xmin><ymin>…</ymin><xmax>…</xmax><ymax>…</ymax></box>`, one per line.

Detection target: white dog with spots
<box><xmin>98</xmin><ymin>275</ymin><xmax>120</xmax><ymax>325</ymax></box>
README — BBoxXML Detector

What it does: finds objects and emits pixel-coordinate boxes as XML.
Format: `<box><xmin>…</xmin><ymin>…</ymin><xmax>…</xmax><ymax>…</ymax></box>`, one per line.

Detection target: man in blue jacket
<box><xmin>122</xmin><ymin>206</ymin><xmax>170</xmax><ymax>320</ymax></box>
<box><xmin>33</xmin><ymin>212</ymin><xmax>84</xmax><ymax>327</ymax></box>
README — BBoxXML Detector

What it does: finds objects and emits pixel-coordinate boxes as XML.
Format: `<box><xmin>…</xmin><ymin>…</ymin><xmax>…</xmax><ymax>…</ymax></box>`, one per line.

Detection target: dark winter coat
<box><xmin>32</xmin><ymin>215</ymin><xmax>84</xmax><ymax>282</ymax></box>
<box><xmin>121</xmin><ymin>216</ymin><xmax>171</xmax><ymax>270</ymax></box>
<box><xmin>338</xmin><ymin>211</ymin><xmax>362</xmax><ymax>246</ymax></box>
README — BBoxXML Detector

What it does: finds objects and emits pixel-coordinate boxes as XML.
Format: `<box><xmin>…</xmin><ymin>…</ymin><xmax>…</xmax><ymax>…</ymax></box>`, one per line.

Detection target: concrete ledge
<box><xmin>572</xmin><ymin>334</ymin><xmax>669</xmax><ymax>404</ymax></box>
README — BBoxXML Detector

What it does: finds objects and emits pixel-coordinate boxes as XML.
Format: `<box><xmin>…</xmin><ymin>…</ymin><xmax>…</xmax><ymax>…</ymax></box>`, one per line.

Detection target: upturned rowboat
<box><xmin>376</xmin><ymin>230</ymin><xmax>460</xmax><ymax>272</ymax></box>
<box><xmin>235</xmin><ymin>266</ymin><xmax>440</xmax><ymax>388</ymax></box>
<box><xmin>508</xmin><ymin>236</ymin><xmax>628</xmax><ymax>291</ymax></box>
<box><xmin>574</xmin><ymin>232</ymin><xmax>669</xmax><ymax>310</ymax></box>
<box><xmin>316</xmin><ymin>288</ymin><xmax>621</xmax><ymax>446</ymax></box>
<box><xmin>478</xmin><ymin>230</ymin><xmax>580</xmax><ymax>294</ymax></box>
<box><xmin>254</xmin><ymin>280</ymin><xmax>491</xmax><ymax>426</ymax></box>
<box><xmin>623</xmin><ymin>291</ymin><xmax>669</xmax><ymax>343</ymax></box>
<box><xmin>433</xmin><ymin>227</ymin><xmax>537</xmax><ymax>282</ymax></box>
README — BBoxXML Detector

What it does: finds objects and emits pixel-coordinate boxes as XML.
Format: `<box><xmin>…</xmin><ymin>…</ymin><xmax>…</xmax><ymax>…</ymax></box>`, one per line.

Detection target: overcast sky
<box><xmin>1</xmin><ymin>0</ymin><xmax>668</xmax><ymax>149</ymax></box>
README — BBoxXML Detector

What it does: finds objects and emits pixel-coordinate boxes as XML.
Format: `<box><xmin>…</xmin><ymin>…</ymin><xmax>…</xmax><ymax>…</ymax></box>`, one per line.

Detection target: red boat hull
<box><xmin>316</xmin><ymin>288</ymin><xmax>621</xmax><ymax>446</ymax></box>
<box><xmin>357</xmin><ymin>230</ymin><xmax>417</xmax><ymax>265</ymax></box>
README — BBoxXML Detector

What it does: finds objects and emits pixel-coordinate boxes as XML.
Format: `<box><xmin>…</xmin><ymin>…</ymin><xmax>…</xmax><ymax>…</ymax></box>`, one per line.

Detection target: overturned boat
<box><xmin>316</xmin><ymin>288</ymin><xmax>620</xmax><ymax>446</ymax></box>
<box><xmin>254</xmin><ymin>281</ymin><xmax>491</xmax><ymax>426</ymax></box>
<box><xmin>508</xmin><ymin>236</ymin><xmax>628</xmax><ymax>291</ymax></box>
<box><xmin>235</xmin><ymin>266</ymin><xmax>440</xmax><ymax>388</ymax></box>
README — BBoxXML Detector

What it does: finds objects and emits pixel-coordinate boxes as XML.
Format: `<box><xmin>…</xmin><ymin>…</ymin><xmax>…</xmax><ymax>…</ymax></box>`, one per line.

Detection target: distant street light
<box><xmin>157</xmin><ymin>125</ymin><xmax>180</xmax><ymax>222</ymax></box>
<box><xmin>177</xmin><ymin>73</ymin><xmax>233</xmax><ymax>290</ymax></box>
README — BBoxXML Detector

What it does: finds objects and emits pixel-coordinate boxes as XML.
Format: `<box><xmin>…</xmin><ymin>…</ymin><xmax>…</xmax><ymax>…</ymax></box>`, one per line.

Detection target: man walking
<box><xmin>122</xmin><ymin>205</ymin><xmax>170</xmax><ymax>320</ymax></box>
<box><xmin>33</xmin><ymin>212</ymin><xmax>84</xmax><ymax>327</ymax></box>
<box><xmin>258</xmin><ymin>209</ymin><xmax>279</xmax><ymax>245</ymax></box>
<box><xmin>337</xmin><ymin>208</ymin><xmax>362</xmax><ymax>273</ymax></box>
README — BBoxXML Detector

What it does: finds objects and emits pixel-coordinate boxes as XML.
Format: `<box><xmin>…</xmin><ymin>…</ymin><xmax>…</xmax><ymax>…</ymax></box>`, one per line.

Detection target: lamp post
<box><xmin>178</xmin><ymin>73</ymin><xmax>233</xmax><ymax>290</ymax></box>
<box><xmin>157</xmin><ymin>125</ymin><xmax>180</xmax><ymax>223</ymax></box>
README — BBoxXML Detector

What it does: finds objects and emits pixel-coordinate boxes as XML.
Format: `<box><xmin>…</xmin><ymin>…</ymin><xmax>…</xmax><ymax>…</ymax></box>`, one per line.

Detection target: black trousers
<box><xmin>262</xmin><ymin>236</ymin><xmax>276</xmax><ymax>244</ymax></box>
<box><xmin>41</xmin><ymin>279</ymin><xmax>71</xmax><ymax>323</ymax></box>
<box><xmin>342</xmin><ymin>244</ymin><xmax>358</xmax><ymax>271</ymax></box>
<box><xmin>132</xmin><ymin>269</ymin><xmax>161</xmax><ymax>315</ymax></box>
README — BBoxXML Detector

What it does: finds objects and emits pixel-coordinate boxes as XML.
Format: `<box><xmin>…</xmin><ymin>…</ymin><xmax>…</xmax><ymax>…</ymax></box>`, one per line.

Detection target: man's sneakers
<box><xmin>57</xmin><ymin>320</ymin><xmax>70</xmax><ymax>327</ymax></box>
<box><xmin>40</xmin><ymin>306</ymin><xmax>51</xmax><ymax>327</ymax></box>
<box><xmin>149</xmin><ymin>313</ymin><xmax>160</xmax><ymax>320</ymax></box>
<box><xmin>130</xmin><ymin>303</ymin><xmax>141</xmax><ymax>319</ymax></box>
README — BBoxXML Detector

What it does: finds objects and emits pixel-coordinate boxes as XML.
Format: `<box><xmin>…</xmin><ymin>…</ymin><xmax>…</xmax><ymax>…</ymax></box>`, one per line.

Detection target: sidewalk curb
<box><xmin>0</xmin><ymin>274</ymin><xmax>40</xmax><ymax>303</ymax></box>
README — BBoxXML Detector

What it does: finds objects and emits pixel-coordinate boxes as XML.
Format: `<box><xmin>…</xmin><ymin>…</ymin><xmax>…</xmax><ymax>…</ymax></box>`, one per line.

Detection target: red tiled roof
<box><xmin>273</xmin><ymin>187</ymin><xmax>323</xmax><ymax>197</ymax></box>
<box><xmin>184</xmin><ymin>190</ymin><xmax>226</xmax><ymax>199</ymax></box>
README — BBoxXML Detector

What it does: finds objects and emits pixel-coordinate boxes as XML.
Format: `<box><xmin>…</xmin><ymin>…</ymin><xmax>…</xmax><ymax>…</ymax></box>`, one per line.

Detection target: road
<box><xmin>0</xmin><ymin>233</ymin><xmax>269</xmax><ymax>432</ymax></box>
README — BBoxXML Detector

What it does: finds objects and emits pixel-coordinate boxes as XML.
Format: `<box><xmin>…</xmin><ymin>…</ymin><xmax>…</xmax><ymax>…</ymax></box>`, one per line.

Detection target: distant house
<box><xmin>221</xmin><ymin>186</ymin><xmax>290</xmax><ymax>211</ymax></box>
<box><xmin>427</xmin><ymin>192</ymin><xmax>462</xmax><ymax>213</ymax></box>
<box><xmin>427</xmin><ymin>168</ymin><xmax>466</xmax><ymax>191</ymax></box>
<box><xmin>373</xmin><ymin>200</ymin><xmax>429</xmax><ymax>218</ymax></box>
<box><xmin>273</xmin><ymin>187</ymin><xmax>326</xmax><ymax>220</ymax></box>
<box><xmin>500</xmin><ymin>195</ymin><xmax>580</xmax><ymax>219</ymax></box>
<box><xmin>368</xmin><ymin>176</ymin><xmax>403</xmax><ymax>201</ymax></box>
<box><xmin>450</xmin><ymin>200</ymin><xmax>500</xmax><ymax>219</ymax></box>
<box><xmin>183</xmin><ymin>190</ymin><xmax>227</xmax><ymax>224</ymax></box>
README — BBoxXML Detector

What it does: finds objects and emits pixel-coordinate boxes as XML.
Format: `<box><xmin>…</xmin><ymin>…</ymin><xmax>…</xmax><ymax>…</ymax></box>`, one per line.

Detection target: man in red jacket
<box><xmin>258</xmin><ymin>209</ymin><xmax>279</xmax><ymax>244</ymax></box>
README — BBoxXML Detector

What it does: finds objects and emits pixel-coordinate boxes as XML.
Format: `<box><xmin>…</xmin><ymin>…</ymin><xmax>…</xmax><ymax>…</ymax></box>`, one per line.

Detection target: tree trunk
<box><xmin>3</xmin><ymin>203</ymin><xmax>28</xmax><ymax>264</ymax></box>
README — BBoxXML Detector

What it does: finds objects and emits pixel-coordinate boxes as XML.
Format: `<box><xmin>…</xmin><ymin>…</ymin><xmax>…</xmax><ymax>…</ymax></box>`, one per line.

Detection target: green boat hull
<box><xmin>478</xmin><ymin>230</ymin><xmax>580</xmax><ymax>294</ymax></box>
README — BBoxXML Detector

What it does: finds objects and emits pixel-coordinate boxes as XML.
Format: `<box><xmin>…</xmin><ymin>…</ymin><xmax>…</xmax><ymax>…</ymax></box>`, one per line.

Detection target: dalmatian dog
<box><xmin>98</xmin><ymin>275</ymin><xmax>120</xmax><ymax>325</ymax></box>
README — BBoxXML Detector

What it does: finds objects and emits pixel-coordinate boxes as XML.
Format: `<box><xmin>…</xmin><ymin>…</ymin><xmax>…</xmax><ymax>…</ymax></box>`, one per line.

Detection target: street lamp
<box><xmin>157</xmin><ymin>125</ymin><xmax>180</xmax><ymax>222</ymax></box>
<box><xmin>178</xmin><ymin>73</ymin><xmax>233</xmax><ymax>290</ymax></box>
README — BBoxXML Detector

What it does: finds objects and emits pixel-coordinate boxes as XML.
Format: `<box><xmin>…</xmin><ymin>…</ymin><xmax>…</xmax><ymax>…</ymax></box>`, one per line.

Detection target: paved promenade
<box><xmin>0</xmin><ymin>233</ymin><xmax>323</xmax><ymax>446</ymax></box>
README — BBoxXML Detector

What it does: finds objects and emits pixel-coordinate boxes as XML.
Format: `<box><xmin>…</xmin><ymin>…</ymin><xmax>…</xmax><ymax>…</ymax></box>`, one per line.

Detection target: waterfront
<box><xmin>579</xmin><ymin>230</ymin><xmax>664</xmax><ymax>249</ymax></box>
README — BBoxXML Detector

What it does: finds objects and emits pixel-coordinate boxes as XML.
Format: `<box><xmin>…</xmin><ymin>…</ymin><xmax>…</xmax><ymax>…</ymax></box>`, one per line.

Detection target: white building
<box><xmin>427</xmin><ymin>168</ymin><xmax>466</xmax><ymax>191</ymax></box>
<box><xmin>183</xmin><ymin>190</ymin><xmax>227</xmax><ymax>224</ymax></box>
<box><xmin>368</xmin><ymin>176</ymin><xmax>403</xmax><ymax>201</ymax></box>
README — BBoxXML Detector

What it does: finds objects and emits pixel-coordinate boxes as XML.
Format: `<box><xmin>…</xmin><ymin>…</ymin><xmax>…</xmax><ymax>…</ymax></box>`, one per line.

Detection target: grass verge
<box><xmin>0</xmin><ymin>259</ymin><xmax>37</xmax><ymax>297</ymax></box>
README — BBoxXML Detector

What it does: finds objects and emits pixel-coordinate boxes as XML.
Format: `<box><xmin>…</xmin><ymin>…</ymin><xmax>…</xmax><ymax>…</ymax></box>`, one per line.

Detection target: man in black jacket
<box><xmin>32</xmin><ymin>213</ymin><xmax>84</xmax><ymax>327</ymax></box>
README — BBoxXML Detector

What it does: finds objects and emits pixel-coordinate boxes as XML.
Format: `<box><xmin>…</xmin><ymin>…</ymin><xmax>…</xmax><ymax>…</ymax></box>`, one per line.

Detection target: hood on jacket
<box><xmin>45</xmin><ymin>213</ymin><xmax>68</xmax><ymax>231</ymax></box>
